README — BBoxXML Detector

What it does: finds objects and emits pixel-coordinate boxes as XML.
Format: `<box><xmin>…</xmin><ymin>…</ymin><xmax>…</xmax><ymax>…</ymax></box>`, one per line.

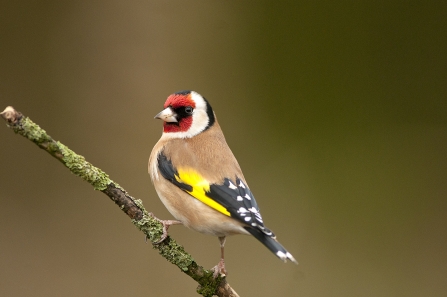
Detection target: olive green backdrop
<box><xmin>1</xmin><ymin>1</ymin><xmax>446</xmax><ymax>296</ymax></box>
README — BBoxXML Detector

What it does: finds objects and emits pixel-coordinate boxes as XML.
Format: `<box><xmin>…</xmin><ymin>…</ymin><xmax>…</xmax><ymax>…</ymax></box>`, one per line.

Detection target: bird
<box><xmin>148</xmin><ymin>90</ymin><xmax>297</xmax><ymax>277</ymax></box>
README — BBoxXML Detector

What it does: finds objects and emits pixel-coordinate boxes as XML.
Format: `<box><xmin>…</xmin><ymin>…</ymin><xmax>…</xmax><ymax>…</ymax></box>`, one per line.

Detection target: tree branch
<box><xmin>1</xmin><ymin>106</ymin><xmax>240</xmax><ymax>297</ymax></box>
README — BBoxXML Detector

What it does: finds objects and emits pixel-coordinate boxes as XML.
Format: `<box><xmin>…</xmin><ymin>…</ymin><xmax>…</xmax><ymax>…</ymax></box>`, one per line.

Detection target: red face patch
<box><xmin>162</xmin><ymin>93</ymin><xmax>195</xmax><ymax>133</ymax></box>
<box><xmin>163</xmin><ymin>117</ymin><xmax>193</xmax><ymax>133</ymax></box>
<box><xmin>163</xmin><ymin>93</ymin><xmax>196</xmax><ymax>109</ymax></box>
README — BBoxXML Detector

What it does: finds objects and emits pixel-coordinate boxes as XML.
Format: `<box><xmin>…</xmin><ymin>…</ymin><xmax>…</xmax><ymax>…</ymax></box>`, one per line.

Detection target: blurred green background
<box><xmin>1</xmin><ymin>1</ymin><xmax>446</xmax><ymax>296</ymax></box>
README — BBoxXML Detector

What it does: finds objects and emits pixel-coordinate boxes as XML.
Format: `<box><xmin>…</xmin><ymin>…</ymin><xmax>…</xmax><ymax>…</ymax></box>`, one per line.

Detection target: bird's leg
<box><xmin>212</xmin><ymin>236</ymin><xmax>227</xmax><ymax>278</ymax></box>
<box><xmin>147</xmin><ymin>212</ymin><xmax>182</xmax><ymax>244</ymax></box>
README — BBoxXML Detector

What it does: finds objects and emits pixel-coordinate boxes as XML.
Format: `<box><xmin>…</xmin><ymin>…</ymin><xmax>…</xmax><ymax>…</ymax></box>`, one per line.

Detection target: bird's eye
<box><xmin>185</xmin><ymin>106</ymin><xmax>194</xmax><ymax>115</ymax></box>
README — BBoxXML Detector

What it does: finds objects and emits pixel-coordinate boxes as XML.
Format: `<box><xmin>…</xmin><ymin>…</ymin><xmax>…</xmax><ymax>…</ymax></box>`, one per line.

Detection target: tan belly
<box><xmin>154</xmin><ymin>179</ymin><xmax>249</xmax><ymax>237</ymax></box>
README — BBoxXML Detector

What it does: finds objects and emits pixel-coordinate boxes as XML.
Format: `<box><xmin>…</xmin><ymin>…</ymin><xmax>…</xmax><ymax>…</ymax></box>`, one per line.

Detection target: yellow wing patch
<box><xmin>175</xmin><ymin>168</ymin><xmax>231</xmax><ymax>217</ymax></box>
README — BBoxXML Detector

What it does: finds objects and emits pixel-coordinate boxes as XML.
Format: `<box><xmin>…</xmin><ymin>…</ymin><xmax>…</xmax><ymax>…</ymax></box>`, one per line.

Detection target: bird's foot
<box><xmin>211</xmin><ymin>258</ymin><xmax>227</xmax><ymax>278</ymax></box>
<box><xmin>146</xmin><ymin>213</ymin><xmax>182</xmax><ymax>244</ymax></box>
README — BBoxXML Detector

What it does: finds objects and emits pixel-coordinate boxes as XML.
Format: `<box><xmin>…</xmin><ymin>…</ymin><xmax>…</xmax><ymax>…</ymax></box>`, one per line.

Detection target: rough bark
<box><xmin>1</xmin><ymin>106</ymin><xmax>240</xmax><ymax>297</ymax></box>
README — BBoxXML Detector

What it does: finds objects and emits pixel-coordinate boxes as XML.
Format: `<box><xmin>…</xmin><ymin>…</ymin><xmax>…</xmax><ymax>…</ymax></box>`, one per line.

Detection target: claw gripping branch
<box><xmin>1</xmin><ymin>106</ymin><xmax>239</xmax><ymax>297</ymax></box>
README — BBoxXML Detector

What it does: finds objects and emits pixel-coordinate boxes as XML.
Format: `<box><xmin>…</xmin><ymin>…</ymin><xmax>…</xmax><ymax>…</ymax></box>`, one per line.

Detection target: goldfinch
<box><xmin>148</xmin><ymin>90</ymin><xmax>297</xmax><ymax>276</ymax></box>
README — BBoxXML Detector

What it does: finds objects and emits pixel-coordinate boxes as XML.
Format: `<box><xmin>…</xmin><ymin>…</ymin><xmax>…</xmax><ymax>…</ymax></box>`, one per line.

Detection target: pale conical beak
<box><xmin>154</xmin><ymin>107</ymin><xmax>178</xmax><ymax>123</ymax></box>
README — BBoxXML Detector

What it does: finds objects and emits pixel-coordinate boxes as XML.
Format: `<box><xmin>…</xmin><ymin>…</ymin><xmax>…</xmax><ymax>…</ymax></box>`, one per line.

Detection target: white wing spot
<box><xmin>238</xmin><ymin>207</ymin><xmax>248</xmax><ymax>213</ymax></box>
<box><xmin>228</xmin><ymin>181</ymin><xmax>237</xmax><ymax>189</ymax></box>
<box><xmin>236</xmin><ymin>196</ymin><xmax>243</xmax><ymax>201</ymax></box>
<box><xmin>244</xmin><ymin>217</ymin><xmax>252</xmax><ymax>222</ymax></box>
<box><xmin>244</xmin><ymin>194</ymin><xmax>251</xmax><ymax>200</ymax></box>
<box><xmin>276</xmin><ymin>251</ymin><xmax>287</xmax><ymax>261</ymax></box>
<box><xmin>238</xmin><ymin>181</ymin><xmax>245</xmax><ymax>188</ymax></box>
<box><xmin>248</xmin><ymin>207</ymin><xmax>258</xmax><ymax>213</ymax></box>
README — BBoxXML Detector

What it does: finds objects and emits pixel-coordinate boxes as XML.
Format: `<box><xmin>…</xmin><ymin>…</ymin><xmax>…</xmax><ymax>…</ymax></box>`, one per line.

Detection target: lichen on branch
<box><xmin>56</xmin><ymin>141</ymin><xmax>112</xmax><ymax>191</ymax></box>
<box><xmin>1</xmin><ymin>106</ymin><xmax>239</xmax><ymax>297</ymax></box>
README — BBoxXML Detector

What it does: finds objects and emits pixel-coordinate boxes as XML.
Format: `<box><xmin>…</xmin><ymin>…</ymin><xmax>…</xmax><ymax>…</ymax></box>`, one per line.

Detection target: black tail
<box><xmin>244</xmin><ymin>227</ymin><xmax>298</xmax><ymax>264</ymax></box>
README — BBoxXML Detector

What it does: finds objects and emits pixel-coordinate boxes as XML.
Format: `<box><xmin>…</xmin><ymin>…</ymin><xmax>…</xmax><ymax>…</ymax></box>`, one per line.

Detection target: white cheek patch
<box><xmin>161</xmin><ymin>91</ymin><xmax>210</xmax><ymax>139</ymax></box>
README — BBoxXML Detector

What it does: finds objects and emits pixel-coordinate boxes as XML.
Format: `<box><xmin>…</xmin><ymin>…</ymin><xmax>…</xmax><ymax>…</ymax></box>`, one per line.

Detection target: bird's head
<box><xmin>155</xmin><ymin>90</ymin><xmax>215</xmax><ymax>138</ymax></box>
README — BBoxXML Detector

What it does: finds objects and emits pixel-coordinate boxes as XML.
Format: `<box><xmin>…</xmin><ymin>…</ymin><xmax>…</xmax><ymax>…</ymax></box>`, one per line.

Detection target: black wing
<box><xmin>157</xmin><ymin>151</ymin><xmax>274</xmax><ymax>236</ymax></box>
